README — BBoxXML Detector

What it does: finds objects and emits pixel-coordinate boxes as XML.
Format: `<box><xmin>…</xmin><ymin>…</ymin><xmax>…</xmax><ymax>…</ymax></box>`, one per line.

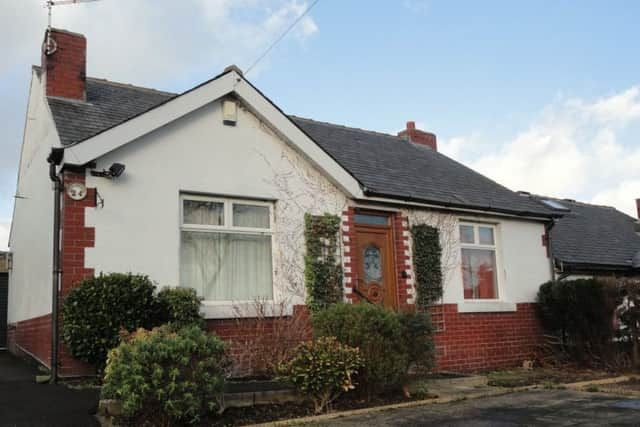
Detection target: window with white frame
<box><xmin>180</xmin><ymin>195</ymin><xmax>274</xmax><ymax>302</ymax></box>
<box><xmin>459</xmin><ymin>223</ymin><xmax>499</xmax><ymax>300</ymax></box>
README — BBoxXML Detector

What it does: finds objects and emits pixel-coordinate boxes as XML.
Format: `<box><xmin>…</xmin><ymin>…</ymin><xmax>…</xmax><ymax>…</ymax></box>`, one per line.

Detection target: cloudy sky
<box><xmin>1</xmin><ymin>0</ymin><xmax>639</xmax><ymax>250</ymax></box>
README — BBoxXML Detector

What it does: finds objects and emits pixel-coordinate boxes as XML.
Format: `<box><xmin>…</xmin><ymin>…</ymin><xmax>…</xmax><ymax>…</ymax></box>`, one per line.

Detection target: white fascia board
<box><xmin>62</xmin><ymin>72</ymin><xmax>238</xmax><ymax>165</ymax></box>
<box><xmin>61</xmin><ymin>71</ymin><xmax>363</xmax><ymax>199</ymax></box>
<box><xmin>233</xmin><ymin>79</ymin><xmax>363</xmax><ymax>198</ymax></box>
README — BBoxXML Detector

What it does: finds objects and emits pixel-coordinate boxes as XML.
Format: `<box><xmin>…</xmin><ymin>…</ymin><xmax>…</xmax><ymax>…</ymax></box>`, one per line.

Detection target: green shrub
<box><xmin>304</xmin><ymin>213</ymin><xmax>343</xmax><ymax>312</ymax></box>
<box><xmin>102</xmin><ymin>325</ymin><xmax>229</xmax><ymax>425</ymax></box>
<box><xmin>411</xmin><ymin>224</ymin><xmax>443</xmax><ymax>308</ymax></box>
<box><xmin>62</xmin><ymin>273</ymin><xmax>159</xmax><ymax>370</ymax></box>
<box><xmin>156</xmin><ymin>287</ymin><xmax>204</xmax><ymax>329</ymax></box>
<box><xmin>278</xmin><ymin>336</ymin><xmax>363</xmax><ymax>414</ymax></box>
<box><xmin>397</xmin><ymin>311</ymin><xmax>435</xmax><ymax>374</ymax></box>
<box><xmin>313</xmin><ymin>303</ymin><xmax>409</xmax><ymax>395</ymax></box>
<box><xmin>536</xmin><ymin>279</ymin><xmax>618</xmax><ymax>364</ymax></box>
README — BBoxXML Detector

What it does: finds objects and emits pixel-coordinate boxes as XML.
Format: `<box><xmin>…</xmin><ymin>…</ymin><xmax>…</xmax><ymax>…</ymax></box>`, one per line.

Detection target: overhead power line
<box><xmin>245</xmin><ymin>0</ymin><xmax>321</xmax><ymax>76</ymax></box>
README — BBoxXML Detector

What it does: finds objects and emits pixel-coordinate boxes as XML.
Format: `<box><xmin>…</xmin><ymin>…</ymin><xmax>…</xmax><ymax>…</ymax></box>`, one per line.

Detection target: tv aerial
<box><xmin>44</xmin><ymin>0</ymin><xmax>102</xmax><ymax>55</ymax></box>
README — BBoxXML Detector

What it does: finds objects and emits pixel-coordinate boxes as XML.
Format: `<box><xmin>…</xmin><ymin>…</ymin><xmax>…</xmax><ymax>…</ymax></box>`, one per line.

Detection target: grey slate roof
<box><xmin>47</xmin><ymin>76</ymin><xmax>553</xmax><ymax>218</ymax></box>
<box><xmin>49</xmin><ymin>77</ymin><xmax>175</xmax><ymax>146</ymax></box>
<box><xmin>529</xmin><ymin>196</ymin><xmax>640</xmax><ymax>271</ymax></box>
<box><xmin>290</xmin><ymin>117</ymin><xmax>552</xmax><ymax>218</ymax></box>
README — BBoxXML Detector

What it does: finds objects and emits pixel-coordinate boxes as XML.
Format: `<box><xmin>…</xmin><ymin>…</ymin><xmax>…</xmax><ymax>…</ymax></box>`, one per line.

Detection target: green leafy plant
<box><xmin>313</xmin><ymin>303</ymin><xmax>409</xmax><ymax>396</ymax></box>
<box><xmin>536</xmin><ymin>279</ymin><xmax>618</xmax><ymax>365</ymax></box>
<box><xmin>61</xmin><ymin>273</ymin><xmax>159</xmax><ymax>370</ymax></box>
<box><xmin>410</xmin><ymin>224</ymin><xmax>443</xmax><ymax>308</ymax></box>
<box><xmin>304</xmin><ymin>213</ymin><xmax>343</xmax><ymax>312</ymax></box>
<box><xmin>156</xmin><ymin>287</ymin><xmax>204</xmax><ymax>329</ymax></box>
<box><xmin>397</xmin><ymin>310</ymin><xmax>435</xmax><ymax>374</ymax></box>
<box><xmin>278</xmin><ymin>336</ymin><xmax>363</xmax><ymax>414</ymax></box>
<box><xmin>102</xmin><ymin>325</ymin><xmax>229</xmax><ymax>426</ymax></box>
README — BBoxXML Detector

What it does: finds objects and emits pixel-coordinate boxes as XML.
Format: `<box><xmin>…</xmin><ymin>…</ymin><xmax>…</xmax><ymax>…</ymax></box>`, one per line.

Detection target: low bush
<box><xmin>278</xmin><ymin>336</ymin><xmax>363</xmax><ymax>414</ymax></box>
<box><xmin>312</xmin><ymin>303</ymin><xmax>409</xmax><ymax>395</ymax></box>
<box><xmin>102</xmin><ymin>325</ymin><xmax>229</xmax><ymax>426</ymax></box>
<box><xmin>156</xmin><ymin>287</ymin><xmax>204</xmax><ymax>329</ymax></box>
<box><xmin>61</xmin><ymin>273</ymin><xmax>159</xmax><ymax>370</ymax></box>
<box><xmin>536</xmin><ymin>279</ymin><xmax>618</xmax><ymax>365</ymax></box>
<box><xmin>397</xmin><ymin>311</ymin><xmax>435</xmax><ymax>374</ymax></box>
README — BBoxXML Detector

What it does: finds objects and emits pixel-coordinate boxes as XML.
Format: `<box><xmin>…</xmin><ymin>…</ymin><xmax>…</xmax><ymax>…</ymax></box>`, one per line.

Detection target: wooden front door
<box><xmin>353</xmin><ymin>213</ymin><xmax>398</xmax><ymax>310</ymax></box>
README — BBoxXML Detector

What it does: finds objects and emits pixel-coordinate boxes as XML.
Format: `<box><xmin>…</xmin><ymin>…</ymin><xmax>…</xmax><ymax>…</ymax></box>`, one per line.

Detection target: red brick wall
<box><xmin>434</xmin><ymin>303</ymin><xmax>541</xmax><ymax>372</ymax></box>
<box><xmin>8</xmin><ymin>171</ymin><xmax>95</xmax><ymax>376</ymax></box>
<box><xmin>10</xmin><ymin>314</ymin><xmax>52</xmax><ymax>366</ymax></box>
<box><xmin>205</xmin><ymin>305</ymin><xmax>311</xmax><ymax>377</ymax></box>
<box><xmin>43</xmin><ymin>29</ymin><xmax>86</xmax><ymax>100</ymax></box>
<box><xmin>57</xmin><ymin>171</ymin><xmax>96</xmax><ymax>376</ymax></box>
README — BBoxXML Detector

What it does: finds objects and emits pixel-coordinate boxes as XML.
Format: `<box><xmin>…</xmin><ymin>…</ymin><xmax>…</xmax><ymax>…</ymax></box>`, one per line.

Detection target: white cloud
<box><xmin>0</xmin><ymin>0</ymin><xmax>320</xmax><ymax>87</ymax></box>
<box><xmin>440</xmin><ymin>87</ymin><xmax>640</xmax><ymax>217</ymax></box>
<box><xmin>587</xmin><ymin>86</ymin><xmax>640</xmax><ymax>126</ymax></box>
<box><xmin>403</xmin><ymin>0</ymin><xmax>430</xmax><ymax>15</ymax></box>
<box><xmin>592</xmin><ymin>181</ymin><xmax>640</xmax><ymax>219</ymax></box>
<box><xmin>0</xmin><ymin>219</ymin><xmax>9</xmax><ymax>251</ymax></box>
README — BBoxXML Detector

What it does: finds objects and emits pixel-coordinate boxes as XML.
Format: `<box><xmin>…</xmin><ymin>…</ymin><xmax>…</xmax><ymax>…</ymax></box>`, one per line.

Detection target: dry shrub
<box><xmin>231</xmin><ymin>299</ymin><xmax>311</xmax><ymax>378</ymax></box>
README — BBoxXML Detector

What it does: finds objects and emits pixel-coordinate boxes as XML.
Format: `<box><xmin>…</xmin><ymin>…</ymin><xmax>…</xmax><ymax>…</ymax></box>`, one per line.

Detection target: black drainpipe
<box><xmin>47</xmin><ymin>147</ymin><xmax>64</xmax><ymax>383</ymax></box>
<box><xmin>545</xmin><ymin>219</ymin><xmax>557</xmax><ymax>282</ymax></box>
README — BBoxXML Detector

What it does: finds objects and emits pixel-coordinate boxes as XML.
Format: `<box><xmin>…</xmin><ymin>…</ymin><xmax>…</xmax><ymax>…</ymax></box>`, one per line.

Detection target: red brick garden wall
<box><xmin>434</xmin><ymin>303</ymin><xmax>542</xmax><ymax>372</ymax></box>
<box><xmin>205</xmin><ymin>305</ymin><xmax>311</xmax><ymax>377</ymax></box>
<box><xmin>10</xmin><ymin>314</ymin><xmax>52</xmax><ymax>366</ymax></box>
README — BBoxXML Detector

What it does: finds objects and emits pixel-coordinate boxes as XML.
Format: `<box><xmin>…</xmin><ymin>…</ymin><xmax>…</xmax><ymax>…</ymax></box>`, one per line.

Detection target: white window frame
<box><xmin>179</xmin><ymin>194</ymin><xmax>278</xmax><ymax>318</ymax></box>
<box><xmin>457</xmin><ymin>221</ymin><xmax>515</xmax><ymax>312</ymax></box>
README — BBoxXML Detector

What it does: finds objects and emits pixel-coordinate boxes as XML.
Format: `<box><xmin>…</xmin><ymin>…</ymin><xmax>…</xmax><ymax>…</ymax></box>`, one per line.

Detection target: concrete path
<box><xmin>0</xmin><ymin>351</ymin><xmax>99</xmax><ymax>427</ymax></box>
<box><xmin>311</xmin><ymin>389</ymin><xmax>640</xmax><ymax>426</ymax></box>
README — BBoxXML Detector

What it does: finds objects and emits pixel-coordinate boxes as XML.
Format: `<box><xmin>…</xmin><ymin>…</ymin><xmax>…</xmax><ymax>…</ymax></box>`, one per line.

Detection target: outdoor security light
<box><xmin>91</xmin><ymin>163</ymin><xmax>126</xmax><ymax>179</ymax></box>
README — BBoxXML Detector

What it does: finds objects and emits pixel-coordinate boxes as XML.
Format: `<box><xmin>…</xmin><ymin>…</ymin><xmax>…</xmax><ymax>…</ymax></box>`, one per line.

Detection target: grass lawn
<box><xmin>487</xmin><ymin>367</ymin><xmax>614</xmax><ymax>388</ymax></box>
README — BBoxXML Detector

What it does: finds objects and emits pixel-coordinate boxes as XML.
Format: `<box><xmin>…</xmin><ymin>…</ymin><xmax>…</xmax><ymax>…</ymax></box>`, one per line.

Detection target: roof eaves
<box><xmin>362</xmin><ymin>188</ymin><xmax>557</xmax><ymax>220</ymax></box>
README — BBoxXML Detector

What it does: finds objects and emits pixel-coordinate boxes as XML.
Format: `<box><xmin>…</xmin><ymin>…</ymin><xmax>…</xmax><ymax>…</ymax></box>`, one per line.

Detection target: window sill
<box><xmin>457</xmin><ymin>300</ymin><xmax>516</xmax><ymax>313</ymax></box>
<box><xmin>200</xmin><ymin>301</ymin><xmax>293</xmax><ymax>319</ymax></box>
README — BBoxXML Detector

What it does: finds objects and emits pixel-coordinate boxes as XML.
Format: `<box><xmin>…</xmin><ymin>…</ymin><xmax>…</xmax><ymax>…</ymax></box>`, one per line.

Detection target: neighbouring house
<box><xmin>8</xmin><ymin>28</ymin><xmax>558</xmax><ymax>377</ymax></box>
<box><xmin>0</xmin><ymin>252</ymin><xmax>8</xmax><ymax>349</ymax></box>
<box><xmin>524</xmin><ymin>195</ymin><xmax>640</xmax><ymax>279</ymax></box>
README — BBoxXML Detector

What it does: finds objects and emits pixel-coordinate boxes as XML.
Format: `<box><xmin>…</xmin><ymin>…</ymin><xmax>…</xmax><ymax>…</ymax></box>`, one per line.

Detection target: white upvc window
<box><xmin>459</xmin><ymin>223</ymin><xmax>500</xmax><ymax>300</ymax></box>
<box><xmin>179</xmin><ymin>194</ymin><xmax>275</xmax><ymax>303</ymax></box>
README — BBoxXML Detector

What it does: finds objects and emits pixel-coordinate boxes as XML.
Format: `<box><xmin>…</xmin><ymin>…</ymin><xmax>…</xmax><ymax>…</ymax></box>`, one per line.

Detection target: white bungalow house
<box><xmin>8</xmin><ymin>28</ymin><xmax>556</xmax><ymax>376</ymax></box>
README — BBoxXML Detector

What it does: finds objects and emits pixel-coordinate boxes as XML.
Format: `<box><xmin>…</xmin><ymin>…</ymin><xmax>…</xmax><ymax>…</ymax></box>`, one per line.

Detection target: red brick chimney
<box><xmin>636</xmin><ymin>198</ymin><xmax>640</xmax><ymax>219</ymax></box>
<box><xmin>398</xmin><ymin>121</ymin><xmax>437</xmax><ymax>151</ymax></box>
<box><xmin>42</xmin><ymin>28</ymin><xmax>86</xmax><ymax>100</ymax></box>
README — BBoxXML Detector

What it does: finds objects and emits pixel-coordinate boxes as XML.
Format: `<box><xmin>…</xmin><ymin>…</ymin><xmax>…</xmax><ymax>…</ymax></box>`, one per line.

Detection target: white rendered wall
<box><xmin>405</xmin><ymin>209</ymin><xmax>552</xmax><ymax>312</ymax></box>
<box><xmin>8</xmin><ymin>71</ymin><xmax>58</xmax><ymax>323</ymax></box>
<box><xmin>85</xmin><ymin>100</ymin><xmax>346</xmax><ymax>318</ymax></box>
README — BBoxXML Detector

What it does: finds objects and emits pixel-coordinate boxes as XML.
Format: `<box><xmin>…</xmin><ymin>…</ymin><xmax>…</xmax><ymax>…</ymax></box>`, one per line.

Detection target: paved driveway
<box><xmin>0</xmin><ymin>351</ymin><xmax>99</xmax><ymax>427</ymax></box>
<box><xmin>314</xmin><ymin>389</ymin><xmax>640</xmax><ymax>426</ymax></box>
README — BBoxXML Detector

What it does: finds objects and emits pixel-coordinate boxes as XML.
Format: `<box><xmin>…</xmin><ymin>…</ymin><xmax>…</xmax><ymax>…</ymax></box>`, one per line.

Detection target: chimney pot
<box><xmin>41</xmin><ymin>28</ymin><xmax>86</xmax><ymax>100</ymax></box>
<box><xmin>397</xmin><ymin>121</ymin><xmax>437</xmax><ymax>151</ymax></box>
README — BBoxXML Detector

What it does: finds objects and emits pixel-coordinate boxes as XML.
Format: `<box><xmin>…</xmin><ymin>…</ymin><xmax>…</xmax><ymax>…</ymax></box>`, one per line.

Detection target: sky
<box><xmin>1</xmin><ymin>0</ymin><xmax>639</xmax><ymax>251</ymax></box>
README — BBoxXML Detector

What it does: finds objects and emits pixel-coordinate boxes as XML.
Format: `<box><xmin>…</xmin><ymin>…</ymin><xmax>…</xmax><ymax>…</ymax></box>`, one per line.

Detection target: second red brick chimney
<box><xmin>398</xmin><ymin>121</ymin><xmax>437</xmax><ymax>151</ymax></box>
<box><xmin>42</xmin><ymin>28</ymin><xmax>86</xmax><ymax>100</ymax></box>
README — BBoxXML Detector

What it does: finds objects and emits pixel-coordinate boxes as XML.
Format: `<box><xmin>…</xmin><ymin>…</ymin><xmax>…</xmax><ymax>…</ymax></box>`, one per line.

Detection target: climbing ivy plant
<box><xmin>304</xmin><ymin>213</ymin><xmax>343</xmax><ymax>312</ymax></box>
<box><xmin>411</xmin><ymin>224</ymin><xmax>443</xmax><ymax>309</ymax></box>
